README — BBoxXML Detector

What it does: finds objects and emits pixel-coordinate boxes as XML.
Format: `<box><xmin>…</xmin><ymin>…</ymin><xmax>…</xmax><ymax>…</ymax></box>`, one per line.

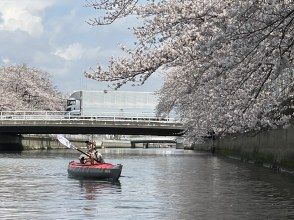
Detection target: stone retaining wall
<box><xmin>194</xmin><ymin>125</ymin><xmax>294</xmax><ymax>172</ymax></box>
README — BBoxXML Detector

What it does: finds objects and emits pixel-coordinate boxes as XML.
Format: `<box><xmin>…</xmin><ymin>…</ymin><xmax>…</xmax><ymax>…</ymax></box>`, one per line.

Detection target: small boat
<box><xmin>67</xmin><ymin>161</ymin><xmax>123</xmax><ymax>181</ymax></box>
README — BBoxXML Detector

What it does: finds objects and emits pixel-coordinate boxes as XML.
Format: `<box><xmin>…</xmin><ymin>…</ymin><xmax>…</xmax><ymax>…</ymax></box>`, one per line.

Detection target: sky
<box><xmin>0</xmin><ymin>0</ymin><xmax>163</xmax><ymax>95</ymax></box>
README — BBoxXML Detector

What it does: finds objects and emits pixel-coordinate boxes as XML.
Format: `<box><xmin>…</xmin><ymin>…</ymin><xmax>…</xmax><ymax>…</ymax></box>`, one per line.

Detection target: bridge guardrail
<box><xmin>0</xmin><ymin>111</ymin><xmax>181</xmax><ymax>124</ymax></box>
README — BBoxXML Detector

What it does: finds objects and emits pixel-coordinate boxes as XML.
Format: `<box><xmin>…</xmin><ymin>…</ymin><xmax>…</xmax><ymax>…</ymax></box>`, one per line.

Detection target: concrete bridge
<box><xmin>0</xmin><ymin>111</ymin><xmax>185</xmax><ymax>151</ymax></box>
<box><xmin>130</xmin><ymin>137</ymin><xmax>178</xmax><ymax>148</ymax></box>
<box><xmin>0</xmin><ymin>111</ymin><xmax>184</xmax><ymax>136</ymax></box>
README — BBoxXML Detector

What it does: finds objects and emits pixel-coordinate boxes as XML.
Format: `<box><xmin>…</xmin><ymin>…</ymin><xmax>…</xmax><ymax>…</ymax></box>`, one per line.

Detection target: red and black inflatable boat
<box><xmin>68</xmin><ymin>161</ymin><xmax>123</xmax><ymax>181</ymax></box>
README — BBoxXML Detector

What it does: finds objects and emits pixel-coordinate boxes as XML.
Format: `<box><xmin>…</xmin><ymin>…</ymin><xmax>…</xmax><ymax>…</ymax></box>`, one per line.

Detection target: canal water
<box><xmin>0</xmin><ymin>148</ymin><xmax>293</xmax><ymax>219</ymax></box>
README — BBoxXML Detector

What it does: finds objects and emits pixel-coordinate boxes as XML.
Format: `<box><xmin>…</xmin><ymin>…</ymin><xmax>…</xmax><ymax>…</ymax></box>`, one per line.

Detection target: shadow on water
<box><xmin>250</xmin><ymin>165</ymin><xmax>294</xmax><ymax>196</ymax></box>
<box><xmin>0</xmin><ymin>151</ymin><xmax>22</xmax><ymax>155</ymax></box>
<box><xmin>0</xmin><ymin>144</ymin><xmax>23</xmax><ymax>151</ymax></box>
<box><xmin>223</xmin><ymin>156</ymin><xmax>294</xmax><ymax>197</ymax></box>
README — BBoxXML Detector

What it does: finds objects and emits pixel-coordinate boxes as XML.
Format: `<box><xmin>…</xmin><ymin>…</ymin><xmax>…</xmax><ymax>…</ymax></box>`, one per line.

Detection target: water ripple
<box><xmin>0</xmin><ymin>149</ymin><xmax>293</xmax><ymax>219</ymax></box>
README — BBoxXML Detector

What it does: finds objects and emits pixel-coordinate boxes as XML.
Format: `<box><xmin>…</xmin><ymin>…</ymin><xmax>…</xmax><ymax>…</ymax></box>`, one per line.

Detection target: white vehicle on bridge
<box><xmin>65</xmin><ymin>90</ymin><xmax>163</xmax><ymax>120</ymax></box>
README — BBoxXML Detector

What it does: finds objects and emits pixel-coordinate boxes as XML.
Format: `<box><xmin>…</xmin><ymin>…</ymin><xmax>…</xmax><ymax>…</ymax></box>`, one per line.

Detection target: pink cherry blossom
<box><xmin>85</xmin><ymin>0</ymin><xmax>293</xmax><ymax>142</ymax></box>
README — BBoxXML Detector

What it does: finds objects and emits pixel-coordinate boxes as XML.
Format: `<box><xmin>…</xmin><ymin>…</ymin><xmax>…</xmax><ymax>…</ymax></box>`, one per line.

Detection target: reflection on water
<box><xmin>0</xmin><ymin>148</ymin><xmax>293</xmax><ymax>219</ymax></box>
<box><xmin>79</xmin><ymin>180</ymin><xmax>121</xmax><ymax>201</ymax></box>
<box><xmin>77</xmin><ymin>180</ymin><xmax>122</xmax><ymax>218</ymax></box>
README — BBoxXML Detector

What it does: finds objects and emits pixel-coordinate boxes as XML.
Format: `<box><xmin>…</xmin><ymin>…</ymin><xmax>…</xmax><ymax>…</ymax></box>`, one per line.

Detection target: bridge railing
<box><xmin>0</xmin><ymin>111</ymin><xmax>180</xmax><ymax>123</ymax></box>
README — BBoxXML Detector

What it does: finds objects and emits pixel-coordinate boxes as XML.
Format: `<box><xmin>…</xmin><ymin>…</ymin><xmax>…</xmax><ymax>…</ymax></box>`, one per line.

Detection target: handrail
<box><xmin>0</xmin><ymin>111</ymin><xmax>180</xmax><ymax>124</ymax></box>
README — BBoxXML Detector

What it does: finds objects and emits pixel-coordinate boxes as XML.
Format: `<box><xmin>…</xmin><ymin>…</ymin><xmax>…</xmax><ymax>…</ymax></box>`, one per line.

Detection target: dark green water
<box><xmin>0</xmin><ymin>148</ymin><xmax>293</xmax><ymax>219</ymax></box>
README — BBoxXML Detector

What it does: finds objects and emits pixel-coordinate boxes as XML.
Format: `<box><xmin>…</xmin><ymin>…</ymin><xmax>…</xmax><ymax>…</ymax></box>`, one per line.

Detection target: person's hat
<box><xmin>85</xmin><ymin>140</ymin><xmax>93</xmax><ymax>144</ymax></box>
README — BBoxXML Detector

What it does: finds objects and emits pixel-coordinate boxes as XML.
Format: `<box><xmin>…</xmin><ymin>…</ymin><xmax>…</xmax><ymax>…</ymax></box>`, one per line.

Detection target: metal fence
<box><xmin>0</xmin><ymin>111</ymin><xmax>179</xmax><ymax>123</ymax></box>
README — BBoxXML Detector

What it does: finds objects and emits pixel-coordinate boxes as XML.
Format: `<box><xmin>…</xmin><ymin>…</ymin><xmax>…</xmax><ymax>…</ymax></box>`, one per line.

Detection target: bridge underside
<box><xmin>0</xmin><ymin>134</ymin><xmax>23</xmax><ymax>151</ymax></box>
<box><xmin>0</xmin><ymin>125</ymin><xmax>184</xmax><ymax>136</ymax></box>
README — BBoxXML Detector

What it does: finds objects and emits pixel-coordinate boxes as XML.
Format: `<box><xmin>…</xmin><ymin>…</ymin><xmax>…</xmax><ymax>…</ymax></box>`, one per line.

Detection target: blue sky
<box><xmin>0</xmin><ymin>0</ymin><xmax>163</xmax><ymax>94</ymax></box>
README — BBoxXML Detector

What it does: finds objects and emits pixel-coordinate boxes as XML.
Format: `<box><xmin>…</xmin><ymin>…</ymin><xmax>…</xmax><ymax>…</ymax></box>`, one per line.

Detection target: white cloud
<box><xmin>0</xmin><ymin>1</ymin><xmax>161</xmax><ymax>93</ymax></box>
<box><xmin>2</xmin><ymin>57</ymin><xmax>11</xmax><ymax>64</ymax></box>
<box><xmin>54</xmin><ymin>43</ymin><xmax>84</xmax><ymax>61</ymax></box>
<box><xmin>0</xmin><ymin>0</ymin><xmax>55</xmax><ymax>37</ymax></box>
<box><xmin>53</xmin><ymin>43</ymin><xmax>101</xmax><ymax>61</ymax></box>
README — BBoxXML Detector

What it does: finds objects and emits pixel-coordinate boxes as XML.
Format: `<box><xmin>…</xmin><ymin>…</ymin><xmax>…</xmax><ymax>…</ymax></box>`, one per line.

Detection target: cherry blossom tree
<box><xmin>85</xmin><ymin>0</ymin><xmax>294</xmax><ymax>142</ymax></box>
<box><xmin>0</xmin><ymin>64</ymin><xmax>65</xmax><ymax>111</ymax></box>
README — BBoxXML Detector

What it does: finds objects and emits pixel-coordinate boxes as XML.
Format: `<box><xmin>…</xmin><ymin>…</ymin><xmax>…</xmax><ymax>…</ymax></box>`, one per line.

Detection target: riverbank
<box><xmin>194</xmin><ymin>124</ymin><xmax>294</xmax><ymax>174</ymax></box>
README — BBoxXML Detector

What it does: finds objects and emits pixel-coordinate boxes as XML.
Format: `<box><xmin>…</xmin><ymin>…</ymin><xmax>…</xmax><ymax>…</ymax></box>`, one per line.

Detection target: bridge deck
<box><xmin>0</xmin><ymin>111</ymin><xmax>184</xmax><ymax>136</ymax></box>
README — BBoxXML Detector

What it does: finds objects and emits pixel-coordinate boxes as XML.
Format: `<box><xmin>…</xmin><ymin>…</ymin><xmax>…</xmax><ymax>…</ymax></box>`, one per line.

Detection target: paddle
<box><xmin>57</xmin><ymin>134</ymin><xmax>100</xmax><ymax>163</ymax></box>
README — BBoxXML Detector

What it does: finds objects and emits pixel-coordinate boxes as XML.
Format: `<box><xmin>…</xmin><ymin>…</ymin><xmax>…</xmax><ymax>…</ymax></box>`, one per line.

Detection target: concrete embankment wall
<box><xmin>194</xmin><ymin>124</ymin><xmax>294</xmax><ymax>172</ymax></box>
<box><xmin>20</xmin><ymin>136</ymin><xmax>132</xmax><ymax>150</ymax></box>
<box><xmin>1</xmin><ymin>134</ymin><xmax>176</xmax><ymax>150</ymax></box>
<box><xmin>21</xmin><ymin>135</ymin><xmax>175</xmax><ymax>150</ymax></box>
<box><xmin>21</xmin><ymin>136</ymin><xmax>86</xmax><ymax>150</ymax></box>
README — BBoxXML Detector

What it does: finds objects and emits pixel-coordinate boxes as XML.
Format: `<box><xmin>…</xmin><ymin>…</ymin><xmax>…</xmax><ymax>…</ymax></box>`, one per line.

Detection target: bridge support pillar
<box><xmin>131</xmin><ymin>142</ymin><xmax>136</xmax><ymax>148</ymax></box>
<box><xmin>176</xmin><ymin>137</ymin><xmax>184</xmax><ymax>149</ymax></box>
<box><xmin>0</xmin><ymin>134</ymin><xmax>23</xmax><ymax>151</ymax></box>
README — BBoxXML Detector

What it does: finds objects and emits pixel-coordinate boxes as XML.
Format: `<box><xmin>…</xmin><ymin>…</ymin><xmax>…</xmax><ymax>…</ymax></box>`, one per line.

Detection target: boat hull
<box><xmin>67</xmin><ymin>161</ymin><xmax>122</xmax><ymax>181</ymax></box>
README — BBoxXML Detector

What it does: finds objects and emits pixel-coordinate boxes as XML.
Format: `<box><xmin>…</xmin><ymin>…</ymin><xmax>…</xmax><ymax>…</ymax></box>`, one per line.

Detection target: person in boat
<box><xmin>79</xmin><ymin>140</ymin><xmax>104</xmax><ymax>164</ymax></box>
